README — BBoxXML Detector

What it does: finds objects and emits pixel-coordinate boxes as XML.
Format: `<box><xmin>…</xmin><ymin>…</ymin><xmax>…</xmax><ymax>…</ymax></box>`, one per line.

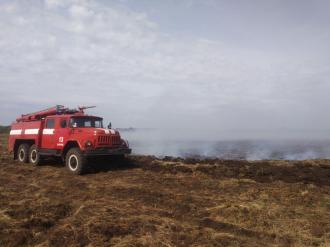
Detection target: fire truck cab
<box><xmin>8</xmin><ymin>105</ymin><xmax>131</xmax><ymax>174</ymax></box>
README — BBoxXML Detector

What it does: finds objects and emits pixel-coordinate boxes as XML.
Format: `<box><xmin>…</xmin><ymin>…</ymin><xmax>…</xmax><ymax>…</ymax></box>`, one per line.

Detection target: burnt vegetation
<box><xmin>0</xmin><ymin>133</ymin><xmax>329</xmax><ymax>246</ymax></box>
<box><xmin>0</xmin><ymin>125</ymin><xmax>9</xmax><ymax>134</ymax></box>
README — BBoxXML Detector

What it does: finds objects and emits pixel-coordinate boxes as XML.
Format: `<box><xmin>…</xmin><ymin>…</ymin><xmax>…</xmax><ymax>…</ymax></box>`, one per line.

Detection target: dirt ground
<box><xmin>0</xmin><ymin>133</ymin><xmax>329</xmax><ymax>247</ymax></box>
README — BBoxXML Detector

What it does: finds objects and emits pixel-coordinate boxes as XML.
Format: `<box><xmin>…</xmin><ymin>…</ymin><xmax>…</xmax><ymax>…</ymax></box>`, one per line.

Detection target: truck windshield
<box><xmin>70</xmin><ymin>117</ymin><xmax>103</xmax><ymax>128</ymax></box>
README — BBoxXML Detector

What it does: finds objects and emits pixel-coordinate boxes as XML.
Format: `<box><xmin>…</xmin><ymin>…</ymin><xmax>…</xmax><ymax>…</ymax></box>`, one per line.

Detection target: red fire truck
<box><xmin>8</xmin><ymin>105</ymin><xmax>131</xmax><ymax>174</ymax></box>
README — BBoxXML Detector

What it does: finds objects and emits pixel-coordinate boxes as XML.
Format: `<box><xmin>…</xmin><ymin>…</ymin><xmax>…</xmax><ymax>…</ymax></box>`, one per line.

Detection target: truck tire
<box><xmin>29</xmin><ymin>145</ymin><xmax>41</xmax><ymax>166</ymax></box>
<box><xmin>66</xmin><ymin>148</ymin><xmax>88</xmax><ymax>175</ymax></box>
<box><xmin>17</xmin><ymin>144</ymin><xmax>29</xmax><ymax>163</ymax></box>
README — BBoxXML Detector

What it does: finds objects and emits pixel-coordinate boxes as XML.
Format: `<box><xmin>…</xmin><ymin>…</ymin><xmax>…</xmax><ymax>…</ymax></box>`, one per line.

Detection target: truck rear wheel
<box><xmin>29</xmin><ymin>145</ymin><xmax>41</xmax><ymax>166</ymax></box>
<box><xmin>66</xmin><ymin>148</ymin><xmax>87</xmax><ymax>175</ymax></box>
<box><xmin>17</xmin><ymin>144</ymin><xmax>29</xmax><ymax>163</ymax></box>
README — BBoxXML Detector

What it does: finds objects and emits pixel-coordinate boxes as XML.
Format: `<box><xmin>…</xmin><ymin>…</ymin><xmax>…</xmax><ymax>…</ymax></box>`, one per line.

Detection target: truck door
<box><xmin>41</xmin><ymin>118</ymin><xmax>55</xmax><ymax>149</ymax></box>
<box><xmin>54</xmin><ymin>118</ymin><xmax>69</xmax><ymax>149</ymax></box>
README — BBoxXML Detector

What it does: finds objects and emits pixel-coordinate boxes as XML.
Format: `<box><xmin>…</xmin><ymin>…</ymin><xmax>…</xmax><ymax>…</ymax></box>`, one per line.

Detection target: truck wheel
<box><xmin>66</xmin><ymin>148</ymin><xmax>87</xmax><ymax>175</ymax></box>
<box><xmin>17</xmin><ymin>144</ymin><xmax>29</xmax><ymax>163</ymax></box>
<box><xmin>29</xmin><ymin>145</ymin><xmax>41</xmax><ymax>166</ymax></box>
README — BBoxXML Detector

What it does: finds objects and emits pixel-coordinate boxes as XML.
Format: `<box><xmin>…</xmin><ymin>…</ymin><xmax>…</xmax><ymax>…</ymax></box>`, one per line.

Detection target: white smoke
<box><xmin>121</xmin><ymin>129</ymin><xmax>330</xmax><ymax>160</ymax></box>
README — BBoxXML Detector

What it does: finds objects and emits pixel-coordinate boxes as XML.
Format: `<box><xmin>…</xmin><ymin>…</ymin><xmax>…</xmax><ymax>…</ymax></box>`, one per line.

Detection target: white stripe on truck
<box><xmin>24</xmin><ymin>128</ymin><xmax>39</xmax><ymax>135</ymax></box>
<box><xmin>10</xmin><ymin>129</ymin><xmax>22</xmax><ymax>135</ymax></box>
<box><xmin>43</xmin><ymin>129</ymin><xmax>54</xmax><ymax>135</ymax></box>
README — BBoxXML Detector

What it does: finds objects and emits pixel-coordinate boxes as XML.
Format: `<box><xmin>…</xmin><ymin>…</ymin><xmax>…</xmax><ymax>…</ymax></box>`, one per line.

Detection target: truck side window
<box><xmin>60</xmin><ymin>119</ymin><xmax>67</xmax><ymax>128</ymax></box>
<box><xmin>46</xmin><ymin>119</ymin><xmax>55</xmax><ymax>128</ymax></box>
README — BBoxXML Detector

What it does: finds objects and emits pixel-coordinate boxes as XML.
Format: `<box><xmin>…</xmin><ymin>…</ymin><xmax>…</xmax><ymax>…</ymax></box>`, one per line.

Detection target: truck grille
<box><xmin>98</xmin><ymin>135</ymin><xmax>121</xmax><ymax>146</ymax></box>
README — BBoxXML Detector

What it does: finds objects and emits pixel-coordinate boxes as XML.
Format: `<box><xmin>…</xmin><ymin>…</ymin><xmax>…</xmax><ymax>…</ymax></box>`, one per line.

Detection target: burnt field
<box><xmin>0</xmin><ymin>134</ymin><xmax>330</xmax><ymax>246</ymax></box>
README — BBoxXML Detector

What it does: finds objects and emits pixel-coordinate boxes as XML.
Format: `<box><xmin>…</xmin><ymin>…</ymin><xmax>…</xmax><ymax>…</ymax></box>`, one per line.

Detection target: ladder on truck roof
<box><xmin>16</xmin><ymin>105</ymin><xmax>65</xmax><ymax>122</ymax></box>
<box><xmin>16</xmin><ymin>105</ymin><xmax>96</xmax><ymax>122</ymax></box>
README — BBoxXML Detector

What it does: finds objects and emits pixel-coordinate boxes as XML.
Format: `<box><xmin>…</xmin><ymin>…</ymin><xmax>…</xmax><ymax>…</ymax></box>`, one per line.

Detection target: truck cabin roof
<box><xmin>45</xmin><ymin>114</ymin><xmax>102</xmax><ymax>119</ymax></box>
<box><xmin>16</xmin><ymin>113</ymin><xmax>103</xmax><ymax>123</ymax></box>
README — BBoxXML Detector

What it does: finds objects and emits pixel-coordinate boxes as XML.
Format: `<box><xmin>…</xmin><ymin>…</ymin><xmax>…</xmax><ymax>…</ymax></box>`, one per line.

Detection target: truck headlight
<box><xmin>85</xmin><ymin>140</ymin><xmax>93</xmax><ymax>148</ymax></box>
<box><xmin>121</xmin><ymin>139</ymin><xmax>129</xmax><ymax>147</ymax></box>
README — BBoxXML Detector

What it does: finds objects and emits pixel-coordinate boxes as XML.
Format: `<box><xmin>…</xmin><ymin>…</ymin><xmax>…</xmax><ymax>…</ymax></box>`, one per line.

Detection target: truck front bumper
<box><xmin>83</xmin><ymin>147</ymin><xmax>132</xmax><ymax>156</ymax></box>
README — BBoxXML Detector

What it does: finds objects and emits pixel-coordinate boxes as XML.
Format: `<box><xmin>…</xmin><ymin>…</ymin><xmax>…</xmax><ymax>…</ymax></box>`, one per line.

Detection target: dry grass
<box><xmin>0</xmin><ymin>134</ymin><xmax>329</xmax><ymax>246</ymax></box>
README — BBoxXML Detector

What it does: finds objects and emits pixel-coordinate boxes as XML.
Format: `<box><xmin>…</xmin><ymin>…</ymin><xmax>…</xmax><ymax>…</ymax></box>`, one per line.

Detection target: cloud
<box><xmin>0</xmin><ymin>0</ymin><xmax>329</xmax><ymax>139</ymax></box>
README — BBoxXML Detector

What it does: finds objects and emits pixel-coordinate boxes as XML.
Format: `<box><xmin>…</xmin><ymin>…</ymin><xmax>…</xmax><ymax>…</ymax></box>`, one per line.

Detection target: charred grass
<box><xmin>0</xmin><ymin>134</ymin><xmax>329</xmax><ymax>246</ymax></box>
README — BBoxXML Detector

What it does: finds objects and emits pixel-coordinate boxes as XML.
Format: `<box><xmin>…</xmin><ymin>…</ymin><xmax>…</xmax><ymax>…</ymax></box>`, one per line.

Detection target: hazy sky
<box><xmin>0</xmin><ymin>0</ymin><xmax>330</xmax><ymax>138</ymax></box>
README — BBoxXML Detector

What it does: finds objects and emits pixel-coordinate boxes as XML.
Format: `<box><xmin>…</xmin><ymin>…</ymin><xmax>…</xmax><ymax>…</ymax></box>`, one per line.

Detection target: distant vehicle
<box><xmin>8</xmin><ymin>105</ymin><xmax>131</xmax><ymax>174</ymax></box>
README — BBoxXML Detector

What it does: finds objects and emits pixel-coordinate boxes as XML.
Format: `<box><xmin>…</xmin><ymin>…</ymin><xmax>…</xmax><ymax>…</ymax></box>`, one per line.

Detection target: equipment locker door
<box><xmin>54</xmin><ymin>118</ymin><xmax>69</xmax><ymax>149</ymax></box>
<box><xmin>41</xmin><ymin>118</ymin><xmax>56</xmax><ymax>149</ymax></box>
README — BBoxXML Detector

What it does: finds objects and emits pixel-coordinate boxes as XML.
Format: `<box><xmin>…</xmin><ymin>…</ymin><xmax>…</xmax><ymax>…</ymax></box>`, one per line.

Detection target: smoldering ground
<box><xmin>0</xmin><ymin>133</ymin><xmax>330</xmax><ymax>246</ymax></box>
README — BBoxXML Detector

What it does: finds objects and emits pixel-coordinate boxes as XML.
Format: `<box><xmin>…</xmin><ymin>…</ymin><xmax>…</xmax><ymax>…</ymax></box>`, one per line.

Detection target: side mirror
<box><xmin>108</xmin><ymin>122</ymin><xmax>112</xmax><ymax>129</ymax></box>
